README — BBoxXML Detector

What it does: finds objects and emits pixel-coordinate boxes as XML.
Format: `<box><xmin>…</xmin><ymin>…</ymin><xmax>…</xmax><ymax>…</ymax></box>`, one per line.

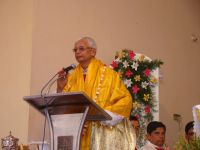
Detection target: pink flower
<box><xmin>132</xmin><ymin>85</ymin><xmax>140</xmax><ymax>94</ymax></box>
<box><xmin>135</xmin><ymin>115</ymin><xmax>140</xmax><ymax>119</ymax></box>
<box><xmin>128</xmin><ymin>51</ymin><xmax>135</xmax><ymax>60</ymax></box>
<box><xmin>111</xmin><ymin>61</ymin><xmax>118</xmax><ymax>69</ymax></box>
<box><xmin>145</xmin><ymin>105</ymin><xmax>150</xmax><ymax>113</ymax></box>
<box><xmin>125</xmin><ymin>70</ymin><xmax>133</xmax><ymax>78</ymax></box>
<box><xmin>143</xmin><ymin>68</ymin><xmax>151</xmax><ymax>77</ymax></box>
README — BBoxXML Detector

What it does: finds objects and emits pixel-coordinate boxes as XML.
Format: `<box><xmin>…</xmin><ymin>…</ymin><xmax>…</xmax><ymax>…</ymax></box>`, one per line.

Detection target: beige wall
<box><xmin>0</xmin><ymin>0</ymin><xmax>32</xmax><ymax>144</ymax></box>
<box><xmin>0</xmin><ymin>0</ymin><xmax>200</xmax><ymax>148</ymax></box>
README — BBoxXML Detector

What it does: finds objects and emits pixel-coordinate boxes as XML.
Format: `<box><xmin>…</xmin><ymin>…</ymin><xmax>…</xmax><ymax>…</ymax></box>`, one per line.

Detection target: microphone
<box><xmin>41</xmin><ymin>64</ymin><xmax>76</xmax><ymax>96</ymax></box>
<box><xmin>63</xmin><ymin>64</ymin><xmax>76</xmax><ymax>73</ymax></box>
<box><xmin>58</xmin><ymin>64</ymin><xmax>76</xmax><ymax>74</ymax></box>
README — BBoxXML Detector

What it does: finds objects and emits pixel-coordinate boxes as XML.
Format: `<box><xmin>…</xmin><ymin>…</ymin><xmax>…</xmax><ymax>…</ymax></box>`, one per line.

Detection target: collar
<box><xmin>82</xmin><ymin>67</ymin><xmax>88</xmax><ymax>75</ymax></box>
<box><xmin>146</xmin><ymin>141</ymin><xmax>164</xmax><ymax>149</ymax></box>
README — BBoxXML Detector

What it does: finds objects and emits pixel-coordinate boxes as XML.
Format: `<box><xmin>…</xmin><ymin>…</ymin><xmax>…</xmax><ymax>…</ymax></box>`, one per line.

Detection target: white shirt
<box><xmin>139</xmin><ymin>141</ymin><xmax>164</xmax><ymax>150</ymax></box>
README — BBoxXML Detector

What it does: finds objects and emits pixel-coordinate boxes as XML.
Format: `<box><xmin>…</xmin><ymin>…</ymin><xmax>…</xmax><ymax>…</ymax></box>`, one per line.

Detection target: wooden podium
<box><xmin>24</xmin><ymin>92</ymin><xmax>111</xmax><ymax>150</ymax></box>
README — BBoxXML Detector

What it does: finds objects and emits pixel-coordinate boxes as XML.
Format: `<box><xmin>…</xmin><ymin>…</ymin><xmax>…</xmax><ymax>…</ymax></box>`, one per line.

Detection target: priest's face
<box><xmin>73</xmin><ymin>39</ymin><xmax>96</xmax><ymax>65</ymax></box>
<box><xmin>147</xmin><ymin>127</ymin><xmax>165</xmax><ymax>147</ymax></box>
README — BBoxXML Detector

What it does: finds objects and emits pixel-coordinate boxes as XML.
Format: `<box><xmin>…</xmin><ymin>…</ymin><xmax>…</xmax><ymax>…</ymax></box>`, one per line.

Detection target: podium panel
<box><xmin>24</xmin><ymin>92</ymin><xmax>111</xmax><ymax>150</ymax></box>
<box><xmin>51</xmin><ymin>114</ymin><xmax>83</xmax><ymax>150</ymax></box>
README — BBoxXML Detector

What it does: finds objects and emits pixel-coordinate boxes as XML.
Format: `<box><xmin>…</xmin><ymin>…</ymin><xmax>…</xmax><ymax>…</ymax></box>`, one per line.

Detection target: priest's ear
<box><xmin>91</xmin><ymin>48</ymin><xmax>96</xmax><ymax>57</ymax></box>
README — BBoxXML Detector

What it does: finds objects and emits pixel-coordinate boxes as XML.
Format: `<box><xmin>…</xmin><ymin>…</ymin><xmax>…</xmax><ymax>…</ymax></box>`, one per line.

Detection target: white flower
<box><xmin>109</xmin><ymin>65</ymin><xmax>113</xmax><ymax>69</ymax></box>
<box><xmin>131</xmin><ymin>62</ymin><xmax>139</xmax><ymax>71</ymax></box>
<box><xmin>123</xmin><ymin>60</ymin><xmax>129</xmax><ymax>68</ymax></box>
<box><xmin>115</xmin><ymin>57</ymin><xmax>121</xmax><ymax>63</ymax></box>
<box><xmin>124</xmin><ymin>79</ymin><xmax>132</xmax><ymax>88</ymax></box>
<box><xmin>141</xmin><ymin>81</ymin><xmax>149</xmax><ymax>89</ymax></box>
<box><xmin>141</xmin><ymin>108</ymin><xmax>146</xmax><ymax>116</ymax></box>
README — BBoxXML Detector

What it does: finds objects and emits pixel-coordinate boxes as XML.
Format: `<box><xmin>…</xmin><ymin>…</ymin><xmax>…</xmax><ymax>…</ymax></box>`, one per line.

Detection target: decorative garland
<box><xmin>110</xmin><ymin>49</ymin><xmax>163</xmax><ymax>147</ymax></box>
<box><xmin>94</xmin><ymin>66</ymin><xmax>106</xmax><ymax>103</ymax></box>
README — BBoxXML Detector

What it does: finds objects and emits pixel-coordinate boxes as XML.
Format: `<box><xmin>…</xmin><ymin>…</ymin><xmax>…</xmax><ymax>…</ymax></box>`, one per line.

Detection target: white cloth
<box><xmin>100</xmin><ymin>110</ymin><xmax>124</xmax><ymax>126</ymax></box>
<box><xmin>140</xmin><ymin>141</ymin><xmax>164</xmax><ymax>150</ymax></box>
<box><xmin>193</xmin><ymin>104</ymin><xmax>200</xmax><ymax>137</ymax></box>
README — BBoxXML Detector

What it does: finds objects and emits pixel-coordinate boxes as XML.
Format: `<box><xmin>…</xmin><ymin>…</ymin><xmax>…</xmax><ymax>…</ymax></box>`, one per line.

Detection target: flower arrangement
<box><xmin>110</xmin><ymin>49</ymin><xmax>163</xmax><ymax>147</ymax></box>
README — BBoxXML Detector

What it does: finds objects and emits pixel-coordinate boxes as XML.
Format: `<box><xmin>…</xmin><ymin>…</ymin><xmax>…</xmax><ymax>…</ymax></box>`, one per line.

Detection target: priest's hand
<box><xmin>101</xmin><ymin>110</ymin><xmax>124</xmax><ymax>126</ymax></box>
<box><xmin>57</xmin><ymin>70</ymin><xmax>67</xmax><ymax>93</ymax></box>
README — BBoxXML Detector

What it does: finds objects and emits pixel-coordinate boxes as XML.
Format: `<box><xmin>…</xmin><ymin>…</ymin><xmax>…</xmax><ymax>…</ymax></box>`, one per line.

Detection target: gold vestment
<box><xmin>64</xmin><ymin>58</ymin><xmax>136</xmax><ymax>150</ymax></box>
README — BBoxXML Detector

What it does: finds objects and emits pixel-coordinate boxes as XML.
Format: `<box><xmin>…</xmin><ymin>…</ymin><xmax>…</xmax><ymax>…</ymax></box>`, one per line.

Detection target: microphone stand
<box><xmin>47</xmin><ymin>76</ymin><xmax>64</xmax><ymax>94</ymax></box>
<box><xmin>40</xmin><ymin>72</ymin><xmax>59</xmax><ymax>150</ymax></box>
<box><xmin>39</xmin><ymin>66</ymin><xmax>75</xmax><ymax>150</ymax></box>
<box><xmin>41</xmin><ymin>63</ymin><xmax>76</xmax><ymax>96</ymax></box>
<box><xmin>40</xmin><ymin>72</ymin><xmax>59</xmax><ymax>97</ymax></box>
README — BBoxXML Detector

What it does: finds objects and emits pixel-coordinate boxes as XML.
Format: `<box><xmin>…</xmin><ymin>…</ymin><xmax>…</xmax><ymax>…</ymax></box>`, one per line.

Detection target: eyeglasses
<box><xmin>72</xmin><ymin>47</ymin><xmax>91</xmax><ymax>53</ymax></box>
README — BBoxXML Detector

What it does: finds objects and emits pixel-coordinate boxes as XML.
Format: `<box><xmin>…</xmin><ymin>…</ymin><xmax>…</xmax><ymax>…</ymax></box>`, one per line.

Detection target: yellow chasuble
<box><xmin>63</xmin><ymin>58</ymin><xmax>136</xmax><ymax>150</ymax></box>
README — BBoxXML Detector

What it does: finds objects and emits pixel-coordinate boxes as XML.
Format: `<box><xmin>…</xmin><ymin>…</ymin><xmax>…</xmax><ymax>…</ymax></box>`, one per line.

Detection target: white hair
<box><xmin>77</xmin><ymin>36</ymin><xmax>97</xmax><ymax>50</ymax></box>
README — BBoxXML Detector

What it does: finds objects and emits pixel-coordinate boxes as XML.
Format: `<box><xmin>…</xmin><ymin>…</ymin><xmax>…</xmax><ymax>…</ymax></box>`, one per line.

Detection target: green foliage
<box><xmin>174</xmin><ymin>136</ymin><xmax>200</xmax><ymax>150</ymax></box>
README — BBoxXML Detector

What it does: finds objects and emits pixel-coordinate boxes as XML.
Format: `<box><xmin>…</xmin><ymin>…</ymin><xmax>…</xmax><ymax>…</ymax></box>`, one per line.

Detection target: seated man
<box><xmin>130</xmin><ymin>116</ymin><xmax>140</xmax><ymax>150</ymax></box>
<box><xmin>140</xmin><ymin>121</ymin><xmax>169</xmax><ymax>150</ymax></box>
<box><xmin>130</xmin><ymin>116</ymin><xmax>140</xmax><ymax>137</ymax></box>
<box><xmin>185</xmin><ymin>121</ymin><xmax>194</xmax><ymax>143</ymax></box>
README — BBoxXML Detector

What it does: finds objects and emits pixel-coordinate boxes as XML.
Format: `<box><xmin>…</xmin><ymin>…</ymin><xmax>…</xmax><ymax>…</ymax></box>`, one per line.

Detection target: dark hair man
<box><xmin>130</xmin><ymin>116</ymin><xmax>140</xmax><ymax>137</ymax></box>
<box><xmin>185</xmin><ymin>121</ymin><xmax>194</xmax><ymax>143</ymax></box>
<box><xmin>130</xmin><ymin>116</ymin><xmax>140</xmax><ymax>150</ymax></box>
<box><xmin>140</xmin><ymin>121</ymin><xmax>168</xmax><ymax>150</ymax></box>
